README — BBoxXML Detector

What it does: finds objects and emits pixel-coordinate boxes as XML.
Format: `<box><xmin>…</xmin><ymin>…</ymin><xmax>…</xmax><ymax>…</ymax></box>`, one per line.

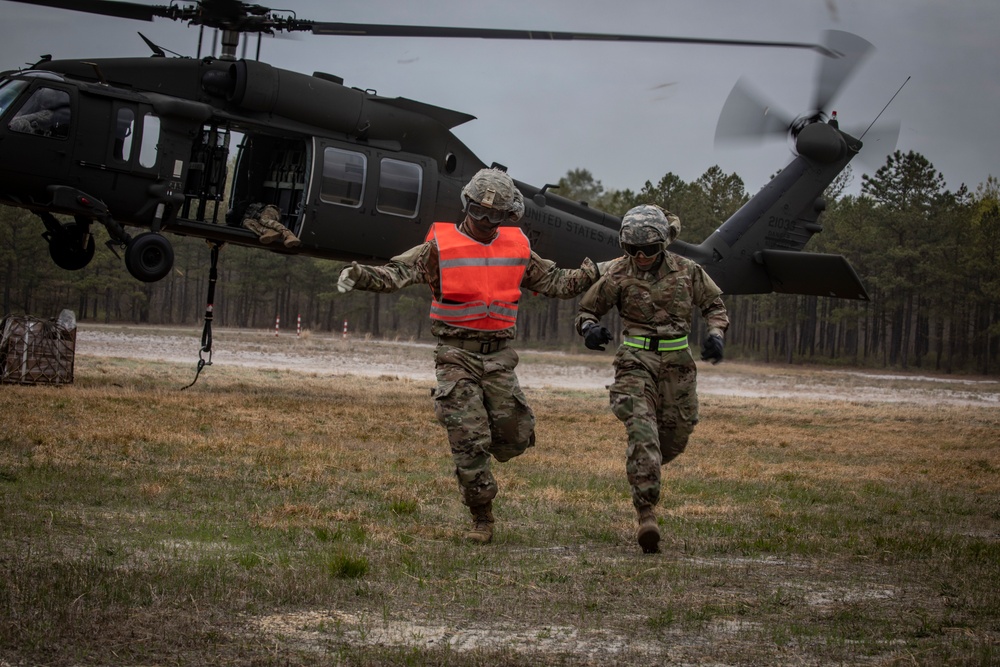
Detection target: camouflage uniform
<box><xmin>8</xmin><ymin>109</ymin><xmax>53</xmax><ymax>135</ymax></box>
<box><xmin>348</xmin><ymin>234</ymin><xmax>599</xmax><ymax>508</ymax></box>
<box><xmin>576</xmin><ymin>208</ymin><xmax>728</xmax><ymax>515</ymax></box>
<box><xmin>241</xmin><ymin>203</ymin><xmax>300</xmax><ymax>248</ymax></box>
<box><xmin>8</xmin><ymin>87</ymin><xmax>67</xmax><ymax>137</ymax></box>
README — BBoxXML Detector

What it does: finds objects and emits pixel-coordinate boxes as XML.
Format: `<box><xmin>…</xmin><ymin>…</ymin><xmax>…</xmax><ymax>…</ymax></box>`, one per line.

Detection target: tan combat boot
<box><xmin>636</xmin><ymin>506</ymin><xmax>660</xmax><ymax>554</ymax></box>
<box><xmin>466</xmin><ymin>501</ymin><xmax>494</xmax><ymax>544</ymax></box>
<box><xmin>258</xmin><ymin>228</ymin><xmax>282</xmax><ymax>244</ymax></box>
<box><xmin>256</xmin><ymin>205</ymin><xmax>287</xmax><ymax>245</ymax></box>
<box><xmin>242</xmin><ymin>217</ymin><xmax>281</xmax><ymax>244</ymax></box>
<box><xmin>280</xmin><ymin>228</ymin><xmax>302</xmax><ymax>248</ymax></box>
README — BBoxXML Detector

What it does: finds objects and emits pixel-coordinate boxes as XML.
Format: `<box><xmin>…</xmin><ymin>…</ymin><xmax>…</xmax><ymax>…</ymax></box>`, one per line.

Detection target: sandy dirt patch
<box><xmin>250</xmin><ymin>609</ymin><xmax>665</xmax><ymax>662</ymax></box>
<box><xmin>74</xmin><ymin>324</ymin><xmax>1000</xmax><ymax>407</ymax></box>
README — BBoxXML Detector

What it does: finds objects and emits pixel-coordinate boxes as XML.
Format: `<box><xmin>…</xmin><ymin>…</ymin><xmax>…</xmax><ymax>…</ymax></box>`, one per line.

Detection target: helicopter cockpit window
<box><xmin>320</xmin><ymin>147</ymin><xmax>366</xmax><ymax>208</ymax></box>
<box><xmin>8</xmin><ymin>87</ymin><xmax>71</xmax><ymax>139</ymax></box>
<box><xmin>138</xmin><ymin>113</ymin><xmax>160</xmax><ymax>169</ymax></box>
<box><xmin>376</xmin><ymin>158</ymin><xmax>422</xmax><ymax>218</ymax></box>
<box><xmin>0</xmin><ymin>79</ymin><xmax>29</xmax><ymax>119</ymax></box>
<box><xmin>114</xmin><ymin>108</ymin><xmax>135</xmax><ymax>162</ymax></box>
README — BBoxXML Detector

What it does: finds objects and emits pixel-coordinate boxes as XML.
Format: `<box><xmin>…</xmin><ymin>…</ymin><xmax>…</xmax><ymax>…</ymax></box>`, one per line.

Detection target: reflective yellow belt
<box><xmin>623</xmin><ymin>335</ymin><xmax>689</xmax><ymax>353</ymax></box>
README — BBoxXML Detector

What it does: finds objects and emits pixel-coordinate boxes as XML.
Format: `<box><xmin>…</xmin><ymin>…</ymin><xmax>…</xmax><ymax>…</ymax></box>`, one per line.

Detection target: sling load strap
<box><xmin>182</xmin><ymin>242</ymin><xmax>222</xmax><ymax>390</ymax></box>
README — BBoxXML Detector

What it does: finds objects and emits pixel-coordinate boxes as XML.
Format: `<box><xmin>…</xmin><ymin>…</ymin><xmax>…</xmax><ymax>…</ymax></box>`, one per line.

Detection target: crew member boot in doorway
<box><xmin>242</xmin><ymin>203</ymin><xmax>300</xmax><ymax>247</ymax></box>
<box><xmin>259</xmin><ymin>204</ymin><xmax>301</xmax><ymax>248</ymax></box>
<box><xmin>241</xmin><ymin>210</ymin><xmax>282</xmax><ymax>244</ymax></box>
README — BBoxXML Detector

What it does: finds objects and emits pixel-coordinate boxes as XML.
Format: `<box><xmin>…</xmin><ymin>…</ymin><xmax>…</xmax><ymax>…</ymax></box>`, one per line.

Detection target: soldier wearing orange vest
<box><xmin>337</xmin><ymin>168</ymin><xmax>600</xmax><ymax>544</ymax></box>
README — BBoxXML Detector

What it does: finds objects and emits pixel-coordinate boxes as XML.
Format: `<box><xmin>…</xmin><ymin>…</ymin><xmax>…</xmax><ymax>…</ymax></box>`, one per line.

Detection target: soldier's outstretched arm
<box><xmin>336</xmin><ymin>262</ymin><xmax>364</xmax><ymax>293</ymax></box>
<box><xmin>337</xmin><ymin>242</ymin><xmax>436</xmax><ymax>294</ymax></box>
<box><xmin>522</xmin><ymin>252</ymin><xmax>600</xmax><ymax>299</ymax></box>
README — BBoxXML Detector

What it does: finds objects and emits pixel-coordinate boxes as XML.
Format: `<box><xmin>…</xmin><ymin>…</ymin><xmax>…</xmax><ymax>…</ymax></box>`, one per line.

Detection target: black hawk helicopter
<box><xmin>0</xmin><ymin>0</ymin><xmax>879</xmax><ymax>301</ymax></box>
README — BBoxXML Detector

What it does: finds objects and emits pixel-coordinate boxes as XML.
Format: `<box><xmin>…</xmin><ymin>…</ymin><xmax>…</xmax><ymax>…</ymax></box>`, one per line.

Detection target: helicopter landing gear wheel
<box><xmin>48</xmin><ymin>222</ymin><xmax>96</xmax><ymax>271</ymax></box>
<box><xmin>124</xmin><ymin>232</ymin><xmax>174</xmax><ymax>282</ymax></box>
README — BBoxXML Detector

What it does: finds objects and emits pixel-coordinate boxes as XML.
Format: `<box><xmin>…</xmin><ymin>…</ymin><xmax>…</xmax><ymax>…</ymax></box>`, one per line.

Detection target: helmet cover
<box><xmin>619</xmin><ymin>204</ymin><xmax>676</xmax><ymax>246</ymax></box>
<box><xmin>460</xmin><ymin>168</ymin><xmax>525</xmax><ymax>222</ymax></box>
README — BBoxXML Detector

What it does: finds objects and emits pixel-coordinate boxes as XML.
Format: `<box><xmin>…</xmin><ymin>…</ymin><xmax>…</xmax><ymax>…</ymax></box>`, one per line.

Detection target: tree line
<box><xmin>1</xmin><ymin>150</ymin><xmax>997</xmax><ymax>375</ymax></box>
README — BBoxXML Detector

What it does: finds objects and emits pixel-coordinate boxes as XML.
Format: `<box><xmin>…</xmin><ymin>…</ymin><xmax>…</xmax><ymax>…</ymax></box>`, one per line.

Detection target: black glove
<box><xmin>701</xmin><ymin>334</ymin><xmax>724</xmax><ymax>364</ymax></box>
<box><xmin>583</xmin><ymin>322</ymin><xmax>614</xmax><ymax>351</ymax></box>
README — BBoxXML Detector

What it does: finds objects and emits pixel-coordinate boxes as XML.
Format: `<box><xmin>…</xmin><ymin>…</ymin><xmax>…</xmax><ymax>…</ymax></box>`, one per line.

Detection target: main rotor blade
<box><xmin>812</xmin><ymin>30</ymin><xmax>874</xmax><ymax>112</ymax></box>
<box><xmin>310</xmin><ymin>22</ymin><xmax>836</xmax><ymax>55</ymax></box>
<box><xmin>714</xmin><ymin>77</ymin><xmax>795</xmax><ymax>145</ymax></box>
<box><xmin>4</xmin><ymin>0</ymin><xmax>157</xmax><ymax>21</ymax></box>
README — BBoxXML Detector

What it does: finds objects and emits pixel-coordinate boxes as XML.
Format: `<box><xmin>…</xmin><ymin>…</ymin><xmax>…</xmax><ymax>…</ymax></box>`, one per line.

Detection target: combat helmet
<box><xmin>619</xmin><ymin>205</ymin><xmax>680</xmax><ymax>255</ymax></box>
<box><xmin>461</xmin><ymin>168</ymin><xmax>525</xmax><ymax>223</ymax></box>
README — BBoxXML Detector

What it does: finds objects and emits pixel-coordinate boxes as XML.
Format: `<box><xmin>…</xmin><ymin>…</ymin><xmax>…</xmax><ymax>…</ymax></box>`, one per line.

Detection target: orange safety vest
<box><xmin>427</xmin><ymin>222</ymin><xmax>530</xmax><ymax>331</ymax></box>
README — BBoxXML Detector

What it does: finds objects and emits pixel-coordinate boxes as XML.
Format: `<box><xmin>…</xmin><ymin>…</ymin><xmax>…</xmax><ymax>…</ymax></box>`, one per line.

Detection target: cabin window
<box><xmin>0</xmin><ymin>79</ymin><xmax>29</xmax><ymax>119</ymax></box>
<box><xmin>138</xmin><ymin>113</ymin><xmax>160</xmax><ymax>168</ymax></box>
<box><xmin>376</xmin><ymin>158</ymin><xmax>422</xmax><ymax>218</ymax></box>
<box><xmin>8</xmin><ymin>87</ymin><xmax>71</xmax><ymax>139</ymax></box>
<box><xmin>113</xmin><ymin>108</ymin><xmax>135</xmax><ymax>162</ymax></box>
<box><xmin>320</xmin><ymin>147</ymin><xmax>366</xmax><ymax>207</ymax></box>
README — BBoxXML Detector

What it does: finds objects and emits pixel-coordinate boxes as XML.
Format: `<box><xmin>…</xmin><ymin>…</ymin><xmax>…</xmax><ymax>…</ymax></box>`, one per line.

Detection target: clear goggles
<box><xmin>622</xmin><ymin>242</ymin><xmax>663</xmax><ymax>258</ymax></box>
<box><xmin>467</xmin><ymin>201</ymin><xmax>516</xmax><ymax>224</ymax></box>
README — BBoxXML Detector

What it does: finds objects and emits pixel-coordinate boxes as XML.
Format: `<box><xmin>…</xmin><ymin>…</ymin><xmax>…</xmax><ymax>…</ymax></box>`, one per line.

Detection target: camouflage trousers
<box><xmin>432</xmin><ymin>343</ymin><xmax>535</xmax><ymax>507</ymax></box>
<box><xmin>608</xmin><ymin>346</ymin><xmax>699</xmax><ymax>510</ymax></box>
<box><xmin>242</xmin><ymin>203</ymin><xmax>284</xmax><ymax>234</ymax></box>
<box><xmin>242</xmin><ymin>203</ymin><xmax>301</xmax><ymax>248</ymax></box>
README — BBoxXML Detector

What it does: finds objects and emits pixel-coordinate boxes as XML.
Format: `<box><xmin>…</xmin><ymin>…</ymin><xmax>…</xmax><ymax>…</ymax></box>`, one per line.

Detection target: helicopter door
<box><xmin>2</xmin><ymin>82</ymin><xmax>75</xmax><ymax>183</ymax></box>
<box><xmin>304</xmin><ymin>139</ymin><xmax>434</xmax><ymax>258</ymax></box>
<box><xmin>227</xmin><ymin>133</ymin><xmax>309</xmax><ymax>235</ymax></box>
<box><xmin>69</xmin><ymin>96</ymin><xmax>174</xmax><ymax>228</ymax></box>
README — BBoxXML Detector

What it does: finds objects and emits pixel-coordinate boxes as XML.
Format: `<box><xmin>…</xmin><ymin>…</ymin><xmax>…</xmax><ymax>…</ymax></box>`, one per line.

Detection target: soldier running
<box><xmin>576</xmin><ymin>204</ymin><xmax>728</xmax><ymax>554</ymax></box>
<box><xmin>337</xmin><ymin>168</ymin><xmax>601</xmax><ymax>544</ymax></box>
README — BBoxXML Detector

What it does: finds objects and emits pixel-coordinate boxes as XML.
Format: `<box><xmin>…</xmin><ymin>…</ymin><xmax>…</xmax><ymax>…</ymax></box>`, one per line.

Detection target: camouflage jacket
<box><xmin>575</xmin><ymin>253</ymin><xmax>729</xmax><ymax>339</ymax></box>
<box><xmin>352</xmin><ymin>225</ymin><xmax>600</xmax><ymax>340</ymax></box>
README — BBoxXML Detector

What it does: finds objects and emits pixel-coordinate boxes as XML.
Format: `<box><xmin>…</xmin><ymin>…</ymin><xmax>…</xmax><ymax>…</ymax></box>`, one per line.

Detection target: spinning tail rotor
<box><xmin>714</xmin><ymin>30</ymin><xmax>876</xmax><ymax>151</ymax></box>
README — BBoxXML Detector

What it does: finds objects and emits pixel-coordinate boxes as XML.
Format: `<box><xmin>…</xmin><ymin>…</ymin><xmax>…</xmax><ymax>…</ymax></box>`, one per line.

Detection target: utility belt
<box><xmin>623</xmin><ymin>335</ymin><xmax>689</xmax><ymax>353</ymax></box>
<box><xmin>439</xmin><ymin>337</ymin><xmax>509</xmax><ymax>355</ymax></box>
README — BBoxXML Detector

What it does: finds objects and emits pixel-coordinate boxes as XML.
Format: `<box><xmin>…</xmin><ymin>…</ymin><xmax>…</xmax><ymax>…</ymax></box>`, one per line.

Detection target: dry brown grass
<box><xmin>0</xmin><ymin>354</ymin><xmax>998</xmax><ymax>666</ymax></box>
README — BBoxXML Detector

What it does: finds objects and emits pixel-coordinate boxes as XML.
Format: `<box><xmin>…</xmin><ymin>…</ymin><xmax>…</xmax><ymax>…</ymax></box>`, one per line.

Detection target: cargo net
<box><xmin>0</xmin><ymin>310</ymin><xmax>77</xmax><ymax>385</ymax></box>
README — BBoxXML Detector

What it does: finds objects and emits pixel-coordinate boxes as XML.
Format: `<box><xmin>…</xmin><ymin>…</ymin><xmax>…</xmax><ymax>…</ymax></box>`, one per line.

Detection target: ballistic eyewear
<box><xmin>622</xmin><ymin>242</ymin><xmax>663</xmax><ymax>258</ymax></box>
<box><xmin>467</xmin><ymin>201</ymin><xmax>515</xmax><ymax>224</ymax></box>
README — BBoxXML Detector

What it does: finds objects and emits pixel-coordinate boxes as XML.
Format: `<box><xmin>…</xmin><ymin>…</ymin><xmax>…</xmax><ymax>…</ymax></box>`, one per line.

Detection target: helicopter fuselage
<box><xmin>0</xmin><ymin>54</ymin><xmax>867</xmax><ymax>298</ymax></box>
<box><xmin>0</xmin><ymin>56</ymin><xmax>628</xmax><ymax>276</ymax></box>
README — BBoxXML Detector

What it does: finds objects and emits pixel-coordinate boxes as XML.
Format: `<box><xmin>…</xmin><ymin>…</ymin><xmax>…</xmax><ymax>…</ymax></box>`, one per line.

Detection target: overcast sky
<box><xmin>1</xmin><ymin>0</ymin><xmax>997</xmax><ymax>198</ymax></box>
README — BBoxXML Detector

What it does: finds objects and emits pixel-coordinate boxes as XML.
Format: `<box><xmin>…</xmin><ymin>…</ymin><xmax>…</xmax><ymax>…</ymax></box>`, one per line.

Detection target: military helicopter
<box><xmin>0</xmin><ymin>0</ymin><xmax>881</xmax><ymax>300</ymax></box>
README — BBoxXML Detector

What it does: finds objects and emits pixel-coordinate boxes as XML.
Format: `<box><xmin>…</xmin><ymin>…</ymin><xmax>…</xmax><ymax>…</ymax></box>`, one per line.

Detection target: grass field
<box><xmin>1</xmin><ymin>353</ymin><xmax>998</xmax><ymax>666</ymax></box>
